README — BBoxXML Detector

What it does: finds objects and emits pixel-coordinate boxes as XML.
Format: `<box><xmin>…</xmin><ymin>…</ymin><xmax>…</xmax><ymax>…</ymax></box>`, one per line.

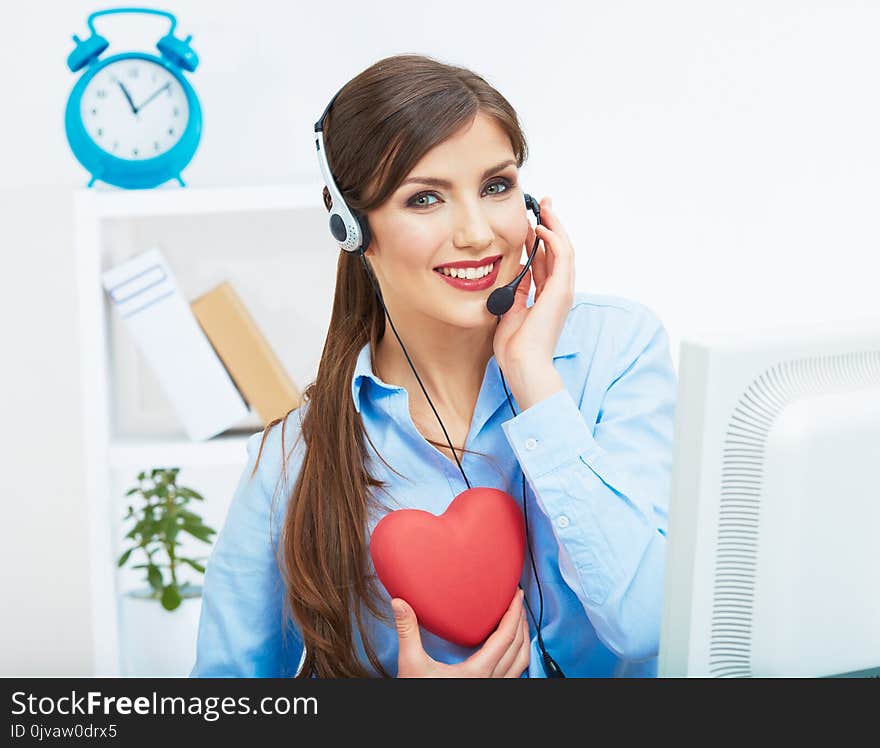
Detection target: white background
<box><xmin>1</xmin><ymin>0</ymin><xmax>878</xmax><ymax>675</ymax></box>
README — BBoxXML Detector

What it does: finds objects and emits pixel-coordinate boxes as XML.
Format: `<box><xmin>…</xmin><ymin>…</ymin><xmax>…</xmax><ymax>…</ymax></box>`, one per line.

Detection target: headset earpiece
<box><xmin>524</xmin><ymin>193</ymin><xmax>542</xmax><ymax>224</ymax></box>
<box><xmin>354</xmin><ymin>210</ymin><xmax>372</xmax><ymax>255</ymax></box>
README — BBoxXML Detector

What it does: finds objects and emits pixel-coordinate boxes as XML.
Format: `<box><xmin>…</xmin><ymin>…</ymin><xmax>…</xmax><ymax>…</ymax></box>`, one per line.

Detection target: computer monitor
<box><xmin>658</xmin><ymin>316</ymin><xmax>880</xmax><ymax>677</ymax></box>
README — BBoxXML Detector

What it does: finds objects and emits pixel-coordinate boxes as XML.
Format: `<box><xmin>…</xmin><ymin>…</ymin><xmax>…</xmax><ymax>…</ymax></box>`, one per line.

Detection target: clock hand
<box><xmin>135</xmin><ymin>82</ymin><xmax>171</xmax><ymax>112</ymax></box>
<box><xmin>115</xmin><ymin>80</ymin><xmax>138</xmax><ymax>115</ymax></box>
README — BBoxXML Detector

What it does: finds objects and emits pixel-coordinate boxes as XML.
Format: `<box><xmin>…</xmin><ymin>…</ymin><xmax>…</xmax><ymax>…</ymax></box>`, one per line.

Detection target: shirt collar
<box><xmin>351</xmin><ymin>340</ymin><xmax>400</xmax><ymax>415</ymax></box>
<box><xmin>350</xmin><ymin>289</ymin><xmax>580</xmax><ymax>414</ymax></box>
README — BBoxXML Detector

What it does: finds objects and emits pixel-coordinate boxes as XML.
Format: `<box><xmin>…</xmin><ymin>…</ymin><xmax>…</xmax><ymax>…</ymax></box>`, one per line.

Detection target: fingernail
<box><xmin>392</xmin><ymin>600</ymin><xmax>405</xmax><ymax>619</ymax></box>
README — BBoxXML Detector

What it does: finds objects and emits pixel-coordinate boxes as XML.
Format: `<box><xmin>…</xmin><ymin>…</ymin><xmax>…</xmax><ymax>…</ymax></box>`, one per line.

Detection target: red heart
<box><xmin>369</xmin><ymin>486</ymin><xmax>526</xmax><ymax>647</ymax></box>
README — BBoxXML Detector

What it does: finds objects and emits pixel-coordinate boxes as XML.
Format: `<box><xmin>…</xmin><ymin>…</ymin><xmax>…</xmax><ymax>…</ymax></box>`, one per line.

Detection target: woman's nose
<box><xmin>452</xmin><ymin>202</ymin><xmax>494</xmax><ymax>250</ymax></box>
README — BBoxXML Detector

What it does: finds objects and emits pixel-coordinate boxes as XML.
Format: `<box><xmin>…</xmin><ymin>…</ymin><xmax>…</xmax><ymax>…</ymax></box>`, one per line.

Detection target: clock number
<box><xmin>128</xmin><ymin>67</ymin><xmax>139</xmax><ymax>78</ymax></box>
<box><xmin>96</xmin><ymin>89</ymin><xmax>107</xmax><ymax>99</ymax></box>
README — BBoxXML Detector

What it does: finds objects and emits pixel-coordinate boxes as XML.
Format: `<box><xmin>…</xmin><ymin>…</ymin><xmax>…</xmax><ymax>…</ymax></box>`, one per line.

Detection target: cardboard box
<box><xmin>191</xmin><ymin>281</ymin><xmax>303</xmax><ymax>425</ymax></box>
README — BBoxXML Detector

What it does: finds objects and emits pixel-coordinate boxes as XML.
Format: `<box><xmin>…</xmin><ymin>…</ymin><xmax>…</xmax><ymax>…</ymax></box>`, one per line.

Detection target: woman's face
<box><xmin>364</xmin><ymin>112</ymin><xmax>529</xmax><ymax>330</ymax></box>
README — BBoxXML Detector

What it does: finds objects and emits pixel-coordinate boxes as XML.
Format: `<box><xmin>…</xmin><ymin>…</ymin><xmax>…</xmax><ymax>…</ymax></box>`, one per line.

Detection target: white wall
<box><xmin>2</xmin><ymin>0</ymin><xmax>878</xmax><ymax>675</ymax></box>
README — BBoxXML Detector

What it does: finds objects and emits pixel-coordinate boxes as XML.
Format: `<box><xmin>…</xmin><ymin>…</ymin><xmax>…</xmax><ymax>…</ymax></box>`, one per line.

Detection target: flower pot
<box><xmin>118</xmin><ymin>585</ymin><xmax>203</xmax><ymax>677</ymax></box>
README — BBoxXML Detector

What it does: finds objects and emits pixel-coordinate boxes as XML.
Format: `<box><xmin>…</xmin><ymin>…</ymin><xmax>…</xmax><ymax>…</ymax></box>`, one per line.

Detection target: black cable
<box><xmin>358</xmin><ymin>251</ymin><xmax>471</xmax><ymax>489</ymax></box>
<box><xmin>497</xmin><ymin>368</ymin><xmax>546</xmax><ymax>649</ymax></box>
<box><xmin>497</xmin><ymin>366</ymin><xmax>565</xmax><ymax>678</ymax></box>
<box><xmin>358</xmin><ymin>249</ymin><xmax>565</xmax><ymax>677</ymax></box>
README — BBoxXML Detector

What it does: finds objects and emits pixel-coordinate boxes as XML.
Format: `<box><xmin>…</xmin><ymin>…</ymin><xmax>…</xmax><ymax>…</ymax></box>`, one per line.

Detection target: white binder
<box><xmin>102</xmin><ymin>247</ymin><xmax>250</xmax><ymax>441</ymax></box>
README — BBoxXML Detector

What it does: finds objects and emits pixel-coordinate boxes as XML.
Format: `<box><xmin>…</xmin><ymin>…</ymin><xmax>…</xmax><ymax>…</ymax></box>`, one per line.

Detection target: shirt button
<box><xmin>556</xmin><ymin>515</ymin><xmax>570</xmax><ymax>529</ymax></box>
<box><xmin>524</xmin><ymin>437</ymin><xmax>538</xmax><ymax>451</ymax></box>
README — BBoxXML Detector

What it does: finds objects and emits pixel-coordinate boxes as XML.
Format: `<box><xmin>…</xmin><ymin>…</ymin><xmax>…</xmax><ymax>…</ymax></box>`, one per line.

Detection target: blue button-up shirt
<box><xmin>191</xmin><ymin>290</ymin><xmax>677</xmax><ymax>677</ymax></box>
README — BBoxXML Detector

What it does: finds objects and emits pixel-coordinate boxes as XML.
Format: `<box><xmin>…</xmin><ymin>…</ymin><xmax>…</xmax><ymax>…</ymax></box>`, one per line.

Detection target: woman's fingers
<box><xmin>528</xmin><ymin>228</ymin><xmax>547</xmax><ymax>297</ymax></box>
<box><xmin>534</xmin><ymin>225</ymin><xmax>557</xmax><ymax>281</ymax></box>
<box><xmin>534</xmin><ymin>216</ymin><xmax>575</xmax><ymax>299</ymax></box>
<box><xmin>538</xmin><ymin>196</ymin><xmax>570</xmax><ymax>243</ymax></box>
<box><xmin>491</xmin><ymin>608</ymin><xmax>526</xmax><ymax>677</ymax></box>
<box><xmin>393</xmin><ymin>598</ymin><xmax>428</xmax><ymax>677</ymax></box>
<box><xmin>503</xmin><ymin>615</ymin><xmax>531</xmax><ymax>678</ymax></box>
<box><xmin>466</xmin><ymin>588</ymin><xmax>524</xmax><ymax>675</ymax></box>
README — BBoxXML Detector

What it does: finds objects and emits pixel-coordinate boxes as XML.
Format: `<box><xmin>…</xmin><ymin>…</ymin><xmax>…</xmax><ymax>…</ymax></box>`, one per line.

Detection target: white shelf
<box><xmin>75</xmin><ymin>181</ymin><xmax>325</xmax><ymax>218</ymax></box>
<box><xmin>109</xmin><ymin>433</ymin><xmax>253</xmax><ymax>469</ymax></box>
<box><xmin>74</xmin><ymin>180</ymin><xmax>329</xmax><ymax>676</ymax></box>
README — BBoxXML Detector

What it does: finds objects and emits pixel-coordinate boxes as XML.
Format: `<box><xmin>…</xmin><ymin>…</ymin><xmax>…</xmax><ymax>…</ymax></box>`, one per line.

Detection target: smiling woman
<box><xmin>195</xmin><ymin>55</ymin><xmax>534</xmax><ymax>678</ymax></box>
<box><xmin>192</xmin><ymin>53</ymin><xmax>677</xmax><ymax>680</ymax></box>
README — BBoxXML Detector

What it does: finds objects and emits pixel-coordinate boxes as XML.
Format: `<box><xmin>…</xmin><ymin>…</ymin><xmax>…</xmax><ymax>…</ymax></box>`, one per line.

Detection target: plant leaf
<box><xmin>117</xmin><ymin>548</ymin><xmax>134</xmax><ymax>567</ymax></box>
<box><xmin>161</xmin><ymin>584</ymin><xmax>182</xmax><ymax>611</ymax></box>
<box><xmin>147</xmin><ymin>564</ymin><xmax>163</xmax><ymax>591</ymax></box>
<box><xmin>176</xmin><ymin>487</ymin><xmax>204</xmax><ymax>501</ymax></box>
<box><xmin>181</xmin><ymin>523</ymin><xmax>215</xmax><ymax>543</ymax></box>
<box><xmin>130</xmin><ymin>518</ymin><xmax>157</xmax><ymax>542</ymax></box>
<box><xmin>179</xmin><ymin>557</ymin><xmax>206</xmax><ymax>574</ymax></box>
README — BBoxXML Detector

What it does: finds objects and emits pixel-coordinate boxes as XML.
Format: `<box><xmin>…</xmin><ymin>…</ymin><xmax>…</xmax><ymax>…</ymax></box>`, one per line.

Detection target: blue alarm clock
<box><xmin>65</xmin><ymin>7</ymin><xmax>202</xmax><ymax>189</ymax></box>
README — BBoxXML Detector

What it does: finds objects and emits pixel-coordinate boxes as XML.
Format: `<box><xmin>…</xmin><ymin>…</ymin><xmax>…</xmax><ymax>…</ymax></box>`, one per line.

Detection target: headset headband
<box><xmin>314</xmin><ymin>88</ymin><xmax>371</xmax><ymax>253</ymax></box>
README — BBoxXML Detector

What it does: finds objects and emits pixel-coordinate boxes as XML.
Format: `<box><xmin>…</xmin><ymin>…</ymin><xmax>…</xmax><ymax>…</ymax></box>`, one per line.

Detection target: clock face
<box><xmin>80</xmin><ymin>58</ymin><xmax>190</xmax><ymax>160</ymax></box>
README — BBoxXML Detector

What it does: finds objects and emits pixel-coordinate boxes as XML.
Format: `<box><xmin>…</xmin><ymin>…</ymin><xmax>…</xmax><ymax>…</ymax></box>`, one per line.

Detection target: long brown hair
<box><xmin>252</xmin><ymin>54</ymin><xmax>528</xmax><ymax>677</ymax></box>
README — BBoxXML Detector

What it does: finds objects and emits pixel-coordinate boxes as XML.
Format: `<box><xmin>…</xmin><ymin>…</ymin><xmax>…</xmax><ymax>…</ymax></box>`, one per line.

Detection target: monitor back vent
<box><xmin>709</xmin><ymin>350</ymin><xmax>880</xmax><ymax>677</ymax></box>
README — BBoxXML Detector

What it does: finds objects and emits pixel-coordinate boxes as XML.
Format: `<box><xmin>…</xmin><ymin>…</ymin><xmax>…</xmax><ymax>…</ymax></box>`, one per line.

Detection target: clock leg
<box><xmin>176</xmin><ymin>175</ymin><xmax>187</xmax><ymax>187</ymax></box>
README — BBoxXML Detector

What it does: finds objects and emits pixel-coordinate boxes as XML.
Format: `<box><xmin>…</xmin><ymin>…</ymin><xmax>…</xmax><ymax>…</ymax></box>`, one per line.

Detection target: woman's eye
<box><xmin>408</xmin><ymin>191</ymin><xmax>439</xmax><ymax>208</ymax></box>
<box><xmin>484</xmin><ymin>178</ymin><xmax>512</xmax><ymax>195</ymax></box>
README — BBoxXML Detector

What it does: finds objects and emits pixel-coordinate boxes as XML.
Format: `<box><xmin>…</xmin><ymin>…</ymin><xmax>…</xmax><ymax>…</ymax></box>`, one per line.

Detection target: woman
<box><xmin>191</xmin><ymin>53</ymin><xmax>677</xmax><ymax>678</ymax></box>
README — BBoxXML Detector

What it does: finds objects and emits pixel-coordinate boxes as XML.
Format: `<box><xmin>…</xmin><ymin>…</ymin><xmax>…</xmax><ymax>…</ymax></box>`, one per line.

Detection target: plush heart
<box><xmin>369</xmin><ymin>486</ymin><xmax>526</xmax><ymax>647</ymax></box>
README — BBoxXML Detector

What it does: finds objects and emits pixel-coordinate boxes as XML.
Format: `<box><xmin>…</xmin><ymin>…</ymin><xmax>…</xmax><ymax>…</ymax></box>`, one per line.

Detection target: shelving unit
<box><xmin>107</xmin><ymin>434</ymin><xmax>252</xmax><ymax>469</ymax></box>
<box><xmin>74</xmin><ymin>182</ymin><xmax>334</xmax><ymax>676</ymax></box>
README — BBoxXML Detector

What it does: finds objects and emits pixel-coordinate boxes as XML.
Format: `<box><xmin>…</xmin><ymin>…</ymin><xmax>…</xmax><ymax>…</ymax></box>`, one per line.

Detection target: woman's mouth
<box><xmin>432</xmin><ymin>258</ymin><xmax>502</xmax><ymax>292</ymax></box>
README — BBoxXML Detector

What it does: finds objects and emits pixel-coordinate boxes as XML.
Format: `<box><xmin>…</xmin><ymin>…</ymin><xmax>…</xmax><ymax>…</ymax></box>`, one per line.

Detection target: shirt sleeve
<box><xmin>501</xmin><ymin>304</ymin><xmax>676</xmax><ymax>662</ymax></box>
<box><xmin>190</xmin><ymin>430</ymin><xmax>305</xmax><ymax>677</ymax></box>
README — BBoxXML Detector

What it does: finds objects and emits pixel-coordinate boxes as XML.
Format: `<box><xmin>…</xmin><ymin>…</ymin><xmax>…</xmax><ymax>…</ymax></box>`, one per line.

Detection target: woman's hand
<box><xmin>492</xmin><ymin>196</ymin><xmax>575</xmax><ymax>410</ymax></box>
<box><xmin>393</xmin><ymin>588</ymin><xmax>530</xmax><ymax>678</ymax></box>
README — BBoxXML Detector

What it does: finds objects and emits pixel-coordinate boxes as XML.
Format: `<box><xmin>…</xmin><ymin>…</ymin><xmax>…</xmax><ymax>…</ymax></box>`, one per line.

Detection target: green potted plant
<box><xmin>116</xmin><ymin>467</ymin><xmax>217</xmax><ymax>676</ymax></box>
